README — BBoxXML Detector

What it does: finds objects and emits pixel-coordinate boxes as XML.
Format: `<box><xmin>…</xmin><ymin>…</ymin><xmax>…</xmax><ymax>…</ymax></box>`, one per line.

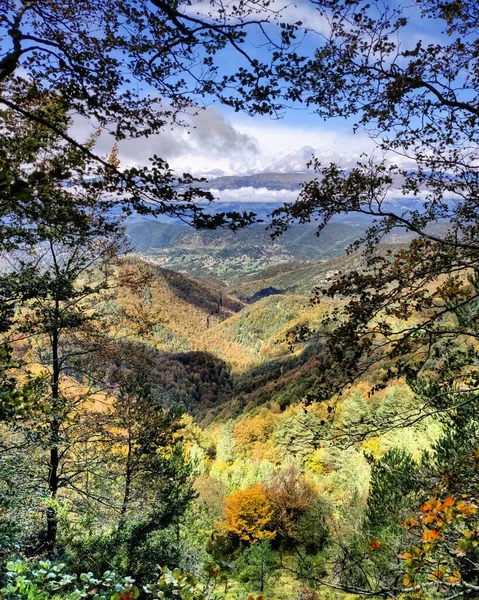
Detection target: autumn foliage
<box><xmin>220</xmin><ymin>483</ymin><xmax>275</xmax><ymax>544</ymax></box>
<box><xmin>401</xmin><ymin>494</ymin><xmax>479</xmax><ymax>588</ymax></box>
<box><xmin>266</xmin><ymin>467</ymin><xmax>317</xmax><ymax>542</ymax></box>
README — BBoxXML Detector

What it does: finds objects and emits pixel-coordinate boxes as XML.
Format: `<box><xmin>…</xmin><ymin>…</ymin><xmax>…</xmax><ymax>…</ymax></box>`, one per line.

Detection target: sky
<box><xmin>77</xmin><ymin>0</ymin><xmax>448</xmax><ymax>203</ymax></box>
<box><xmin>73</xmin><ymin>1</ymin><xmax>372</xmax><ymax>180</ymax></box>
<box><xmin>96</xmin><ymin>105</ymin><xmax>377</xmax><ymax>177</ymax></box>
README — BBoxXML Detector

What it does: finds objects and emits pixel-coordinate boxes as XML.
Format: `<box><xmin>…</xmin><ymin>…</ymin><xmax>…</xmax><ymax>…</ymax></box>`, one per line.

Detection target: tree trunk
<box><xmin>119</xmin><ymin>436</ymin><xmax>133</xmax><ymax>524</ymax></box>
<box><xmin>46</xmin><ymin>320</ymin><xmax>60</xmax><ymax>557</ymax></box>
<box><xmin>46</xmin><ymin>437</ymin><xmax>59</xmax><ymax>557</ymax></box>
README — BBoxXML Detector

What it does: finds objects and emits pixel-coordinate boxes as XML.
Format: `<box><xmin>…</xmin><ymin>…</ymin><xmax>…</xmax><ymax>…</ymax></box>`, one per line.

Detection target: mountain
<box><xmin>86</xmin><ymin>255</ymin><xmax>337</xmax><ymax>421</ymax></box>
<box><xmin>230</xmin><ymin>252</ymin><xmax>370</xmax><ymax>301</ymax></box>
<box><xmin>109</xmin><ymin>257</ymin><xmax>243</xmax><ymax>352</ymax></box>
<box><xmin>126</xmin><ymin>220</ymin><xmax>370</xmax><ymax>280</ymax></box>
<box><xmin>199</xmin><ymin>171</ymin><xmax>317</xmax><ymax>190</ymax></box>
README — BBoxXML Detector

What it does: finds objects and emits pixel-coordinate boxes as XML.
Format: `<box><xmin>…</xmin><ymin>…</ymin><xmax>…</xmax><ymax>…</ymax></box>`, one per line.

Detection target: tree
<box><xmin>18</xmin><ymin>210</ymin><xmax>121</xmax><ymax>559</ymax></box>
<box><xmin>38</xmin><ymin>359</ymin><xmax>197</xmax><ymax>580</ymax></box>
<box><xmin>113</xmin><ymin>441</ymin><xmax>196</xmax><ymax>582</ymax></box>
<box><xmin>265</xmin><ymin>466</ymin><xmax>317</xmax><ymax>545</ymax></box>
<box><xmin>303</xmin><ymin>366</ymin><xmax>479</xmax><ymax>598</ymax></box>
<box><xmin>396</xmin><ymin>378</ymin><xmax>479</xmax><ymax>596</ymax></box>
<box><xmin>220</xmin><ymin>483</ymin><xmax>275</xmax><ymax>545</ymax></box>
<box><xmin>0</xmin><ymin>0</ymin><xmax>300</xmax><ymax>229</ymax></box>
<box><xmin>237</xmin><ymin>540</ymin><xmax>277</xmax><ymax>593</ymax></box>
<box><xmin>295</xmin><ymin>498</ymin><xmax>330</xmax><ymax>556</ymax></box>
<box><xmin>216</xmin><ymin>420</ymin><xmax>235</xmax><ymax>464</ymax></box>
<box><xmin>269</xmin><ymin>0</ymin><xmax>479</xmax><ymax>432</ymax></box>
<box><xmin>97</xmin><ymin>370</ymin><xmax>181</xmax><ymax>529</ymax></box>
<box><xmin>0</xmin><ymin>101</ymin><xmax>126</xmax><ymax>557</ymax></box>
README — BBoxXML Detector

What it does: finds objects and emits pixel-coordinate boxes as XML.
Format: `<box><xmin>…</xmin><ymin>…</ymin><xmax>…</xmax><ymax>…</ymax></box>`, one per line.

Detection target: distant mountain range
<box><xmin>199</xmin><ymin>171</ymin><xmax>317</xmax><ymax>191</ymax></box>
<box><xmin>125</xmin><ymin>218</ymin><xmax>417</xmax><ymax>282</ymax></box>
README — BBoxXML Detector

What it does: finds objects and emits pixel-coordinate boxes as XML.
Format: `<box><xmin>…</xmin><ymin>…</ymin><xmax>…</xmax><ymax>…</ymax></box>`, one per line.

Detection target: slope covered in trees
<box><xmin>1</xmin><ymin>227</ymin><xmax>477</xmax><ymax>600</ymax></box>
<box><xmin>0</xmin><ymin>238</ymin><xmax>447</xmax><ymax>598</ymax></box>
<box><xmin>126</xmin><ymin>221</ymin><xmax>372</xmax><ymax>280</ymax></box>
<box><xmin>3</xmin><ymin>0</ymin><xmax>479</xmax><ymax>598</ymax></box>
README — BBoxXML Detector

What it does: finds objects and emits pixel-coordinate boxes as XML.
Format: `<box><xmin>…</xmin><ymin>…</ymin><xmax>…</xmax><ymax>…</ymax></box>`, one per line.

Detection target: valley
<box><xmin>61</xmin><ymin>221</ymin><xmax>439</xmax><ymax>599</ymax></box>
<box><xmin>2</xmin><ymin>2</ymin><xmax>477</xmax><ymax>598</ymax></box>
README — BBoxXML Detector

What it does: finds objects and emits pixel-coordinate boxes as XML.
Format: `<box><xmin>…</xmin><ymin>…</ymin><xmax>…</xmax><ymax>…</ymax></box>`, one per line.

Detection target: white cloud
<box><xmin>70</xmin><ymin>102</ymin><xmax>381</xmax><ymax>185</ymax></box>
<box><xmin>209</xmin><ymin>186</ymin><xmax>300</xmax><ymax>203</ymax></box>
<box><xmin>182</xmin><ymin>0</ymin><xmax>329</xmax><ymax>35</ymax></box>
<box><xmin>70</xmin><ymin>107</ymin><xmax>259</xmax><ymax>175</ymax></box>
<box><xmin>233</xmin><ymin>121</ymin><xmax>376</xmax><ymax>172</ymax></box>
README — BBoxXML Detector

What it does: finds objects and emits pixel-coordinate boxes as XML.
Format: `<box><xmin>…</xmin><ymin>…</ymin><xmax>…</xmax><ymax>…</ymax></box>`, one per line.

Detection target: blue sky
<box><xmin>79</xmin><ymin>0</ymin><xmax>452</xmax><ymax>202</ymax></box>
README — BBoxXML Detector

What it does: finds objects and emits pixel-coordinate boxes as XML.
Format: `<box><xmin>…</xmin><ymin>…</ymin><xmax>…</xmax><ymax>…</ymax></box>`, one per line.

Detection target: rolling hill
<box><xmin>126</xmin><ymin>220</ymin><xmax>369</xmax><ymax>279</ymax></box>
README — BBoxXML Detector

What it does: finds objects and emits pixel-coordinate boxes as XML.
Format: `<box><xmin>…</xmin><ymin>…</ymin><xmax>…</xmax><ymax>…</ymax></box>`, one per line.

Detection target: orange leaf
<box><xmin>422</xmin><ymin>529</ymin><xmax>440</xmax><ymax>542</ymax></box>
<box><xmin>403</xmin><ymin>519</ymin><xmax>417</xmax><ymax>530</ymax></box>
<box><xmin>443</xmin><ymin>496</ymin><xmax>455</xmax><ymax>508</ymax></box>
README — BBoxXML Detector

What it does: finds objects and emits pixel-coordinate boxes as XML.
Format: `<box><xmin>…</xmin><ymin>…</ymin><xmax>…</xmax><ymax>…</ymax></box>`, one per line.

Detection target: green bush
<box><xmin>0</xmin><ymin>560</ymin><xmax>224</xmax><ymax>600</ymax></box>
<box><xmin>1</xmin><ymin>559</ymin><xmax>138</xmax><ymax>600</ymax></box>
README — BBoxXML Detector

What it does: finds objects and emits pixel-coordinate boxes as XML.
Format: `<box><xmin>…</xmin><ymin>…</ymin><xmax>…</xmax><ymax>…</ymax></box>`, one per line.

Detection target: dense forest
<box><xmin>2</xmin><ymin>1</ymin><xmax>479</xmax><ymax>599</ymax></box>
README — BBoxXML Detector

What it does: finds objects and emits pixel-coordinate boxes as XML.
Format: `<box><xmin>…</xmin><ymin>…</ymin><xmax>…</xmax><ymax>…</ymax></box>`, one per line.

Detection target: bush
<box><xmin>0</xmin><ymin>559</ymin><xmax>138</xmax><ymax>600</ymax></box>
<box><xmin>0</xmin><ymin>560</ymin><xmax>217</xmax><ymax>600</ymax></box>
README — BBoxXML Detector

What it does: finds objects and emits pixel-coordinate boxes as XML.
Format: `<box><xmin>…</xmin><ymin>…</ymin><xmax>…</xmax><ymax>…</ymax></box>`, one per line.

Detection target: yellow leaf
<box><xmin>448</xmin><ymin>571</ymin><xmax>462</xmax><ymax>584</ymax></box>
<box><xmin>422</xmin><ymin>529</ymin><xmax>440</xmax><ymax>542</ymax></box>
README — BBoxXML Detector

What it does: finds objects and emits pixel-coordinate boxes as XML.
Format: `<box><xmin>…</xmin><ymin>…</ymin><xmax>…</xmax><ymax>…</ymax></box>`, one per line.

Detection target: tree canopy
<box><xmin>0</xmin><ymin>0</ymin><xmax>301</xmax><ymax>228</ymax></box>
<box><xmin>269</xmin><ymin>0</ymin><xmax>479</xmax><ymax>427</ymax></box>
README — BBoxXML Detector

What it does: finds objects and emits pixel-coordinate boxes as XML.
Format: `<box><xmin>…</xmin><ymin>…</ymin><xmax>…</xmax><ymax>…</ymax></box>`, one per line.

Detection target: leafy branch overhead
<box><xmin>269</xmin><ymin>1</ymin><xmax>479</xmax><ymax>413</ymax></box>
<box><xmin>0</xmin><ymin>0</ymin><xmax>301</xmax><ymax>228</ymax></box>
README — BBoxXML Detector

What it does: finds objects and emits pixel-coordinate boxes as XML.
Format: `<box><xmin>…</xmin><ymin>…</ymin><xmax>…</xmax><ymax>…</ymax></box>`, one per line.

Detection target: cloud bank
<box><xmin>71</xmin><ymin>104</ymin><xmax>384</xmax><ymax>203</ymax></box>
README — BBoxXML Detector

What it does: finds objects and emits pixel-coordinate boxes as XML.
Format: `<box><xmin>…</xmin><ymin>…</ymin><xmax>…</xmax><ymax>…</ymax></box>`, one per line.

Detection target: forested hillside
<box><xmin>2</xmin><ymin>1</ymin><xmax>479</xmax><ymax>599</ymax></box>
<box><xmin>0</xmin><ymin>242</ymin><xmax>445</xmax><ymax>600</ymax></box>
<box><xmin>126</xmin><ymin>221</ymin><xmax>371</xmax><ymax>279</ymax></box>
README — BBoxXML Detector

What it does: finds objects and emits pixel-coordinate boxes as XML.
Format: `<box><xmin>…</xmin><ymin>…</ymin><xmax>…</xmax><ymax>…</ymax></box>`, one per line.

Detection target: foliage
<box><xmin>220</xmin><ymin>484</ymin><xmax>275</xmax><ymax>545</ymax></box>
<box><xmin>397</xmin><ymin>382</ymin><xmax>479</xmax><ymax>595</ymax></box>
<box><xmin>0</xmin><ymin>560</ymin><xmax>228</xmax><ymax>600</ymax></box>
<box><xmin>0</xmin><ymin>100</ymin><xmax>127</xmax><ymax>557</ymax></box>
<box><xmin>366</xmin><ymin>449</ymin><xmax>420</xmax><ymax>539</ymax></box>
<box><xmin>330</xmin><ymin>374</ymin><xmax>479</xmax><ymax>597</ymax></box>
<box><xmin>0</xmin><ymin>0</ymin><xmax>302</xmax><ymax>229</ymax></box>
<box><xmin>269</xmin><ymin>0</ymin><xmax>479</xmax><ymax>430</ymax></box>
<box><xmin>236</xmin><ymin>542</ymin><xmax>277</xmax><ymax>593</ymax></box>
<box><xmin>1</xmin><ymin>559</ymin><xmax>139</xmax><ymax>600</ymax></box>
<box><xmin>265</xmin><ymin>467</ymin><xmax>317</xmax><ymax>545</ymax></box>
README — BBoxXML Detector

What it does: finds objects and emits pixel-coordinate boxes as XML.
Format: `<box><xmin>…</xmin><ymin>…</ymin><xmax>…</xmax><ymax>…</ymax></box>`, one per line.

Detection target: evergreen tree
<box><xmin>237</xmin><ymin>541</ymin><xmax>277</xmax><ymax>593</ymax></box>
